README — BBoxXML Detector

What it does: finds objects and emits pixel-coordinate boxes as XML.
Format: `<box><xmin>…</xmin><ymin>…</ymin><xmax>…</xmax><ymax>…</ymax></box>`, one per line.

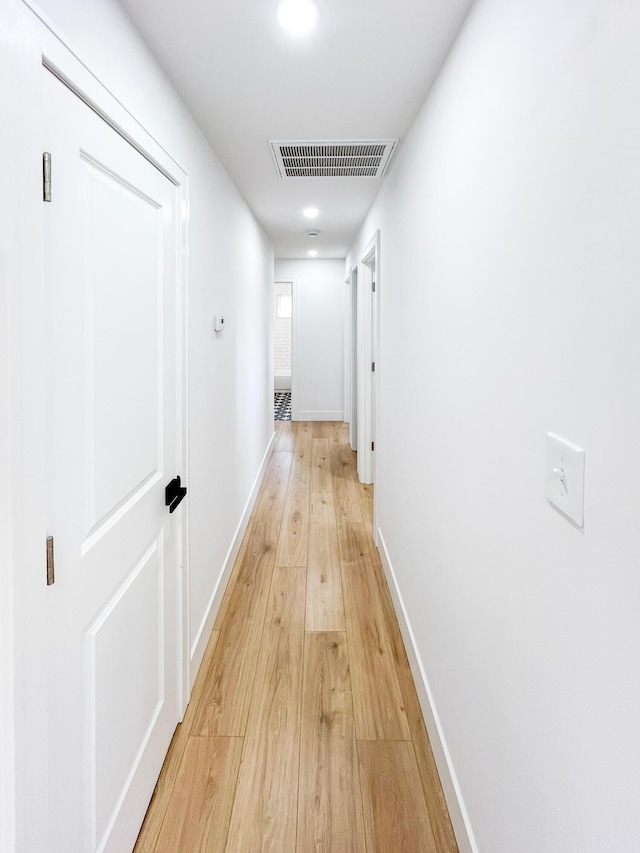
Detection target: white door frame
<box><xmin>3</xmin><ymin>5</ymin><xmax>190</xmax><ymax>848</ymax></box>
<box><xmin>343</xmin><ymin>274</ymin><xmax>350</xmax><ymax>426</ymax></box>
<box><xmin>349</xmin><ymin>265</ymin><xmax>358</xmax><ymax>451</ymax></box>
<box><xmin>355</xmin><ymin>232</ymin><xmax>380</xmax><ymax>486</ymax></box>
<box><xmin>0</xmin><ymin>4</ymin><xmax>44</xmax><ymax>848</ymax></box>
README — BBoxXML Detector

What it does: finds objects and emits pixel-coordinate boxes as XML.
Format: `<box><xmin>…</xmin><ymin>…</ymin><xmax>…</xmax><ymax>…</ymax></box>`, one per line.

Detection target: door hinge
<box><xmin>371</xmin><ymin>441</ymin><xmax>375</xmax><ymax>451</ymax></box>
<box><xmin>46</xmin><ymin>536</ymin><xmax>55</xmax><ymax>586</ymax></box>
<box><xmin>43</xmin><ymin>152</ymin><xmax>52</xmax><ymax>202</ymax></box>
<box><xmin>371</xmin><ymin>361</ymin><xmax>375</xmax><ymax>372</ymax></box>
<box><xmin>372</xmin><ymin>281</ymin><xmax>376</xmax><ymax>293</ymax></box>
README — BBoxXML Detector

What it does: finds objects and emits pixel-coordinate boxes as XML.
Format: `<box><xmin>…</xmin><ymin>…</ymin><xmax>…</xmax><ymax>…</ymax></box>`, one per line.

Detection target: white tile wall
<box><xmin>274</xmin><ymin>281</ymin><xmax>292</xmax><ymax>375</ymax></box>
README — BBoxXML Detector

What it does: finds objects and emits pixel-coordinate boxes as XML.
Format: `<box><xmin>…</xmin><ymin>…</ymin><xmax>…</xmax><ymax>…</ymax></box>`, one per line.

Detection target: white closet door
<box><xmin>44</xmin><ymin>68</ymin><xmax>182</xmax><ymax>853</ymax></box>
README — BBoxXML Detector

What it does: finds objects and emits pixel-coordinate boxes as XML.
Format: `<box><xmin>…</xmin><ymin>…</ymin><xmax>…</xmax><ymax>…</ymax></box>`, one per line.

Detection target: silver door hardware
<box><xmin>46</xmin><ymin>536</ymin><xmax>55</xmax><ymax>585</ymax></box>
<box><xmin>43</xmin><ymin>152</ymin><xmax>52</xmax><ymax>202</ymax></box>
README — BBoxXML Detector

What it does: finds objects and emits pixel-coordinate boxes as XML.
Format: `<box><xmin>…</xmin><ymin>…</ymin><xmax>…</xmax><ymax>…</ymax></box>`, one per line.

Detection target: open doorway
<box><xmin>347</xmin><ymin>232</ymin><xmax>379</xmax><ymax>486</ymax></box>
<box><xmin>349</xmin><ymin>266</ymin><xmax>358</xmax><ymax>450</ymax></box>
<box><xmin>274</xmin><ymin>280</ymin><xmax>293</xmax><ymax>420</ymax></box>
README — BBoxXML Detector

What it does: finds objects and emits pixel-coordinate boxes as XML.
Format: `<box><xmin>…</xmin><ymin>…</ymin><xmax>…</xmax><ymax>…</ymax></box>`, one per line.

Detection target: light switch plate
<box><xmin>545</xmin><ymin>432</ymin><xmax>585</xmax><ymax>527</ymax></box>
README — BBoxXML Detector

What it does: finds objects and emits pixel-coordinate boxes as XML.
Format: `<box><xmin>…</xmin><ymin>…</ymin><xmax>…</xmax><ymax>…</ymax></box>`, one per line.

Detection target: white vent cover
<box><xmin>270</xmin><ymin>139</ymin><xmax>398</xmax><ymax>178</ymax></box>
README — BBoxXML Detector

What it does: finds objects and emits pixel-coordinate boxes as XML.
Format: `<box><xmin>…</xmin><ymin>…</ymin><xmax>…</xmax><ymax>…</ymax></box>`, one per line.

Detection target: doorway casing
<box><xmin>349</xmin><ymin>232</ymin><xmax>380</xmax><ymax>489</ymax></box>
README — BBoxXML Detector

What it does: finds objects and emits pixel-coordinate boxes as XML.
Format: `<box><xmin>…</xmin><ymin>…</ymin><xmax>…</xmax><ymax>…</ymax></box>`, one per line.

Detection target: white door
<box><xmin>350</xmin><ymin>267</ymin><xmax>358</xmax><ymax>451</ymax></box>
<box><xmin>44</xmin><ymin>69</ymin><xmax>182</xmax><ymax>853</ymax></box>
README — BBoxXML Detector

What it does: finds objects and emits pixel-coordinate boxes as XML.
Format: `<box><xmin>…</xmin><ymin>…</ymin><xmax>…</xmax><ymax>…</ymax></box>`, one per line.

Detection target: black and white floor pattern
<box><xmin>274</xmin><ymin>391</ymin><xmax>291</xmax><ymax>421</ymax></box>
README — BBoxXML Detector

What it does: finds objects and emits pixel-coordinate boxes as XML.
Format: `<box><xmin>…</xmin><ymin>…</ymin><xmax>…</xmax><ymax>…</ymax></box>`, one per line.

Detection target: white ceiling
<box><xmin>117</xmin><ymin>0</ymin><xmax>473</xmax><ymax>258</ymax></box>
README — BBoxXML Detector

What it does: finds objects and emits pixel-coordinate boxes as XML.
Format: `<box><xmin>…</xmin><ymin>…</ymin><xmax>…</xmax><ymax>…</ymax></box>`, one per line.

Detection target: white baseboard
<box><xmin>294</xmin><ymin>409</ymin><xmax>344</xmax><ymax>422</ymax></box>
<box><xmin>377</xmin><ymin>528</ymin><xmax>478</xmax><ymax>853</ymax></box>
<box><xmin>188</xmin><ymin>432</ymin><xmax>276</xmax><ymax>688</ymax></box>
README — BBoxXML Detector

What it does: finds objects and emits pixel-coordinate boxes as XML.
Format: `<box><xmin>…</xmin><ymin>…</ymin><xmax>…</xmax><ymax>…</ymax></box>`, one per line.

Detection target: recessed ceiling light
<box><xmin>277</xmin><ymin>0</ymin><xmax>318</xmax><ymax>38</ymax></box>
<box><xmin>303</xmin><ymin>206</ymin><xmax>319</xmax><ymax>219</ymax></box>
<box><xmin>308</xmin><ymin>250</ymin><xmax>318</xmax><ymax>257</ymax></box>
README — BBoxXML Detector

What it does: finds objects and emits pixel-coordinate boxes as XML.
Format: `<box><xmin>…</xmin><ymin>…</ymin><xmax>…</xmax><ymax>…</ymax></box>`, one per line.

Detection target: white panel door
<box><xmin>43</xmin><ymin>69</ymin><xmax>182</xmax><ymax>853</ymax></box>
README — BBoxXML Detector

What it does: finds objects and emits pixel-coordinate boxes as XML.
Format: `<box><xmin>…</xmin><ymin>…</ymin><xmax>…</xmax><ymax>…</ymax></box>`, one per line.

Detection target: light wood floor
<box><xmin>134</xmin><ymin>422</ymin><xmax>458</xmax><ymax>853</ymax></box>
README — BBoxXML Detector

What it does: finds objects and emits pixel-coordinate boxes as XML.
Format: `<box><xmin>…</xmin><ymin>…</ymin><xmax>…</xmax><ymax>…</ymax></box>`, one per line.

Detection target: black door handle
<box><xmin>165</xmin><ymin>476</ymin><xmax>187</xmax><ymax>513</ymax></box>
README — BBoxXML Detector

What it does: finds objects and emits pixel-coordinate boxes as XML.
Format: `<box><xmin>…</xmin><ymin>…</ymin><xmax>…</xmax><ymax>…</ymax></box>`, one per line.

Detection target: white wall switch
<box><xmin>213</xmin><ymin>313</ymin><xmax>225</xmax><ymax>332</ymax></box>
<box><xmin>545</xmin><ymin>432</ymin><xmax>585</xmax><ymax>527</ymax></box>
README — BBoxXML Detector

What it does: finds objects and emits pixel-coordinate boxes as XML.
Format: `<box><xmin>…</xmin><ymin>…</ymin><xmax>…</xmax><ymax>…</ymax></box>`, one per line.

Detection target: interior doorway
<box><xmin>349</xmin><ymin>266</ymin><xmax>358</xmax><ymax>451</ymax></box>
<box><xmin>274</xmin><ymin>280</ymin><xmax>293</xmax><ymax>420</ymax></box>
<box><xmin>351</xmin><ymin>233</ymin><xmax>379</xmax><ymax>486</ymax></box>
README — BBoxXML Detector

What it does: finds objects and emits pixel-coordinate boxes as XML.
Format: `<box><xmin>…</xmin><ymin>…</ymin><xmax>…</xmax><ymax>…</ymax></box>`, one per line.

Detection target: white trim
<box><xmin>377</xmin><ymin>528</ymin><xmax>479</xmax><ymax>853</ymax></box>
<box><xmin>355</xmin><ymin>231</ymin><xmax>380</xmax><ymax>485</ymax></box>
<box><xmin>296</xmin><ymin>410</ymin><xmax>344</xmax><ymax>422</ymax></box>
<box><xmin>2</xmin><ymin>3</ymin><xmax>50</xmax><ymax>848</ymax></box>
<box><xmin>292</xmin><ymin>277</ymin><xmax>300</xmax><ymax>421</ymax></box>
<box><xmin>343</xmin><ymin>275</ymin><xmax>351</xmax><ymax>424</ymax></box>
<box><xmin>188</xmin><ymin>432</ymin><xmax>276</xmax><ymax>688</ymax></box>
<box><xmin>0</xmin><ymin>10</ymin><xmax>27</xmax><ymax>848</ymax></box>
<box><xmin>349</xmin><ymin>266</ymin><xmax>358</xmax><ymax>451</ymax></box>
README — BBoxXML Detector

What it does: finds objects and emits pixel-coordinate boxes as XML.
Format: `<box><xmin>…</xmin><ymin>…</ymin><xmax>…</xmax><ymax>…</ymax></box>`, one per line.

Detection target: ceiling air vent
<box><xmin>270</xmin><ymin>139</ymin><xmax>398</xmax><ymax>178</ymax></box>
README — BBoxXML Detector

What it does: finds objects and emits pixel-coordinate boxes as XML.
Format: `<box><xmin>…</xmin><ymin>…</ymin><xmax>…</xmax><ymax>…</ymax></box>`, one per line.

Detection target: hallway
<box><xmin>134</xmin><ymin>422</ymin><xmax>457</xmax><ymax>852</ymax></box>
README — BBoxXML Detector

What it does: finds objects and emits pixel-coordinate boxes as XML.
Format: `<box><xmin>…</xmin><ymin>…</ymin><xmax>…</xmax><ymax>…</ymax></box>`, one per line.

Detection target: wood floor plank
<box><xmin>192</xmin><ymin>523</ymin><xmax>278</xmax><ymax>736</ymax></box>
<box><xmin>255</xmin><ymin>450</ymin><xmax>293</xmax><ymax>523</ymax></box>
<box><xmin>336</xmin><ymin>521</ymin><xmax>371</xmax><ymax>566</ymax></box>
<box><xmin>330</xmin><ymin>443</ymin><xmax>363</xmax><ymax>523</ymax></box>
<box><xmin>294</xmin><ymin>421</ymin><xmax>314</xmax><ymax>448</ymax></box>
<box><xmin>358</xmin><ymin>740</ymin><xmax>438</xmax><ymax>853</ymax></box>
<box><xmin>372</xmin><ymin>562</ymin><xmax>459</xmax><ymax>852</ymax></box>
<box><xmin>357</xmin><ymin>482</ymin><xmax>382</xmax><ymax>566</ymax></box>
<box><xmin>323</xmin><ymin>421</ymin><xmax>345</xmax><ymax>445</ymax></box>
<box><xmin>133</xmin><ymin>629</ymin><xmax>222</xmax><ymax>853</ymax></box>
<box><xmin>311</xmin><ymin>438</ymin><xmax>331</xmax><ymax>493</ymax></box>
<box><xmin>213</xmin><ymin>515</ymin><xmax>258</xmax><ymax>631</ymax></box>
<box><xmin>306</xmin><ymin>493</ymin><xmax>344</xmax><ymax>631</ymax></box>
<box><xmin>225</xmin><ymin>566</ymin><xmax>306</xmax><ymax>852</ymax></box>
<box><xmin>153</xmin><ymin>737</ymin><xmax>244</xmax><ymax>853</ymax></box>
<box><xmin>276</xmin><ymin>422</ymin><xmax>296</xmax><ymax>451</ymax></box>
<box><xmin>275</xmin><ymin>432</ymin><xmax>311</xmax><ymax>567</ymax></box>
<box><xmin>341</xmin><ymin>553</ymin><xmax>410</xmax><ymax>741</ymax></box>
<box><xmin>297</xmin><ymin>632</ymin><xmax>366</xmax><ymax>853</ymax></box>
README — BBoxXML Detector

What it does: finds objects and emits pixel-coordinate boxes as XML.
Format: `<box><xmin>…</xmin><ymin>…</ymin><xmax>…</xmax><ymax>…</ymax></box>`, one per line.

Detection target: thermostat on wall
<box><xmin>214</xmin><ymin>314</ymin><xmax>225</xmax><ymax>332</ymax></box>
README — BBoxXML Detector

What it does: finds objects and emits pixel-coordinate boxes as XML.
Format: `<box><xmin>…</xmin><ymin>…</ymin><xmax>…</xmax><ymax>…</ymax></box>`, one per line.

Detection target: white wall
<box><xmin>348</xmin><ymin>1</ymin><xmax>640</xmax><ymax>851</ymax></box>
<box><xmin>275</xmin><ymin>259</ymin><xmax>345</xmax><ymax>421</ymax></box>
